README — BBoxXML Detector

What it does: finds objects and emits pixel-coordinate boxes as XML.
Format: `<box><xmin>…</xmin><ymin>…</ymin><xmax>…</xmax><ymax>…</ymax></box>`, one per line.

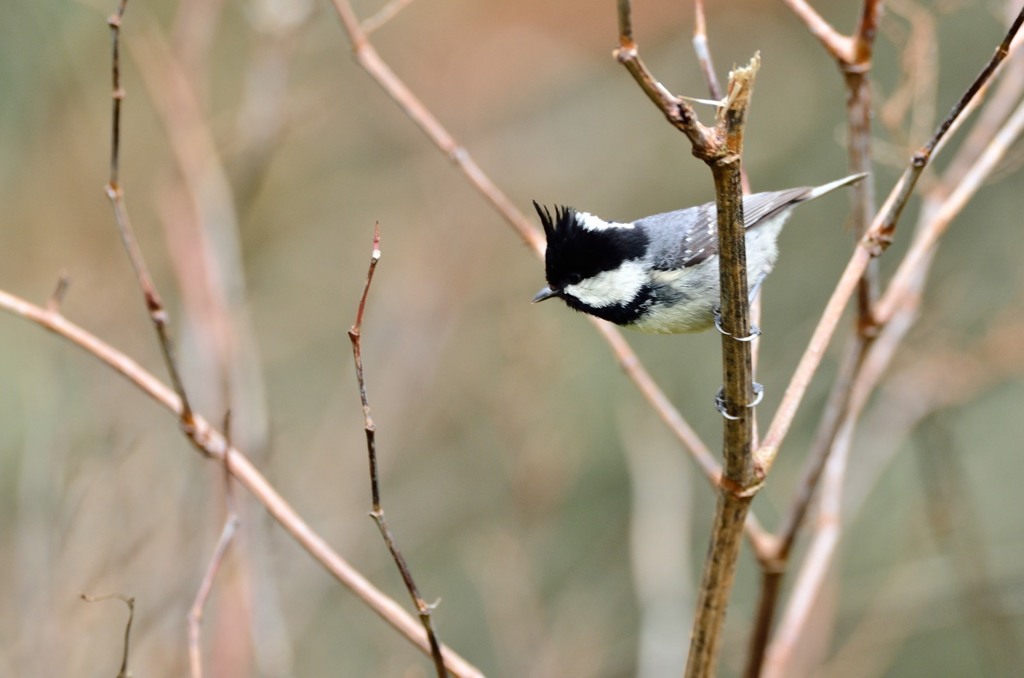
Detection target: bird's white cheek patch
<box><xmin>565</xmin><ymin>260</ymin><xmax>646</xmax><ymax>308</ymax></box>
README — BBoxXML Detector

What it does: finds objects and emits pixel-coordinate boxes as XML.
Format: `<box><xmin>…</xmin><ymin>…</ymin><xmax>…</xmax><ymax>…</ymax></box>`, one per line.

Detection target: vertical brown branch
<box><xmin>713</xmin><ymin>59</ymin><xmax>759</xmax><ymax>486</ymax></box>
<box><xmin>347</xmin><ymin>225</ymin><xmax>447</xmax><ymax>678</ymax></box>
<box><xmin>686</xmin><ymin>58</ymin><xmax>761</xmax><ymax>678</ymax></box>
<box><xmin>615</xmin><ymin>5</ymin><xmax>765</xmax><ymax>674</ymax></box>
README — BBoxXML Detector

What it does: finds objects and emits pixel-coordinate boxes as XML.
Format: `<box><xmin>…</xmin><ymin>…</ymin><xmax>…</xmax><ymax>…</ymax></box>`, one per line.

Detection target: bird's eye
<box><xmin>567</xmin><ymin>272</ymin><xmax>583</xmax><ymax>285</ymax></box>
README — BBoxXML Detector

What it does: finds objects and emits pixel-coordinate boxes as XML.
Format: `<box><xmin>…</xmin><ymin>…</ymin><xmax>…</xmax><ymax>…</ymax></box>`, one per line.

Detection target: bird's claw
<box><xmin>715</xmin><ymin>382</ymin><xmax>764</xmax><ymax>420</ymax></box>
<box><xmin>713</xmin><ymin>305</ymin><xmax>761</xmax><ymax>341</ymax></box>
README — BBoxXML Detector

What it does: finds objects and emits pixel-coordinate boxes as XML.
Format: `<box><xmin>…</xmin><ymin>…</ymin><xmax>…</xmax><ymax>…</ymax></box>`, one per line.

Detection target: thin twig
<box><xmin>81</xmin><ymin>592</ymin><xmax>135</xmax><ymax>678</ymax></box>
<box><xmin>875</xmin><ymin>96</ymin><xmax>1024</xmax><ymax>323</ymax></box>
<box><xmin>188</xmin><ymin>411</ymin><xmax>241</xmax><ymax>678</ymax></box>
<box><xmin>0</xmin><ymin>290</ymin><xmax>484</xmax><ymax>678</ymax></box>
<box><xmin>105</xmin><ymin>0</ymin><xmax>194</xmax><ymax>426</ymax></box>
<box><xmin>691</xmin><ymin>1</ymin><xmax>750</xmax><ymax>195</ymax></box>
<box><xmin>347</xmin><ymin>225</ymin><xmax>447</xmax><ymax>678</ymax></box>
<box><xmin>746</xmin><ymin>16</ymin><xmax>1022</xmax><ymax>670</ymax></box>
<box><xmin>691</xmin><ymin>0</ymin><xmax>722</xmax><ymax>101</ymax></box>
<box><xmin>614</xmin><ymin>1</ymin><xmax>714</xmax><ymax>156</ymax></box>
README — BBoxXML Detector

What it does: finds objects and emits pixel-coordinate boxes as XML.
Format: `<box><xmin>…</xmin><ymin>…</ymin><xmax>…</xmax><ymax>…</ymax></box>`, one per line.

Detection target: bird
<box><xmin>531</xmin><ymin>173</ymin><xmax>865</xmax><ymax>334</ymax></box>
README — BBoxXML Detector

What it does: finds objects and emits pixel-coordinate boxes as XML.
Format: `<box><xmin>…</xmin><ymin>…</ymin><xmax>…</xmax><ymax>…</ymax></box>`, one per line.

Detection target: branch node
<box><xmin>613</xmin><ymin>44</ymin><xmax>637</xmax><ymax>63</ymax></box>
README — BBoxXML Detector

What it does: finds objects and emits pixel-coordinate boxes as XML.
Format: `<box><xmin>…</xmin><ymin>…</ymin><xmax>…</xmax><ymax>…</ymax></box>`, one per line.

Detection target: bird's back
<box><xmin>636</xmin><ymin>187</ymin><xmax>816</xmax><ymax>270</ymax></box>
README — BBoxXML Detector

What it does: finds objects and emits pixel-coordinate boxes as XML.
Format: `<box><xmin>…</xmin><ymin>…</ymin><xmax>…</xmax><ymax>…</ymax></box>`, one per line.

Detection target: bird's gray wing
<box><xmin>638</xmin><ymin>187</ymin><xmax>813</xmax><ymax>269</ymax></box>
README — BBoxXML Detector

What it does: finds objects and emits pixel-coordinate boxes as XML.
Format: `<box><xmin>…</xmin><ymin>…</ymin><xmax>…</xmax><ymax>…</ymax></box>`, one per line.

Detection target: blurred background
<box><xmin>1</xmin><ymin>0</ymin><xmax>1023</xmax><ymax>675</ymax></box>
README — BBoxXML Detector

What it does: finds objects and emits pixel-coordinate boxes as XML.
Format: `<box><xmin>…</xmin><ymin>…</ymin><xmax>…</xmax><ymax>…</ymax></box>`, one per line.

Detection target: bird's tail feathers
<box><xmin>805</xmin><ymin>172</ymin><xmax>868</xmax><ymax>201</ymax></box>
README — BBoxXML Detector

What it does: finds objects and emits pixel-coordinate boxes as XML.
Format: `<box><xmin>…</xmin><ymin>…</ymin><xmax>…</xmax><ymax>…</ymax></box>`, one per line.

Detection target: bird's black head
<box><xmin>531</xmin><ymin>202</ymin><xmax>653</xmax><ymax>325</ymax></box>
<box><xmin>532</xmin><ymin>202</ymin><xmax>649</xmax><ymax>297</ymax></box>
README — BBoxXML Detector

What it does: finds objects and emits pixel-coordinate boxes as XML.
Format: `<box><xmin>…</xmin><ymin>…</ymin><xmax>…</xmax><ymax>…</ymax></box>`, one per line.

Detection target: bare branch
<box><xmin>691</xmin><ymin>1</ymin><xmax>750</xmax><ymax>196</ymax></box>
<box><xmin>613</xmin><ymin>5</ymin><xmax>768</xmax><ymax>673</ymax></box>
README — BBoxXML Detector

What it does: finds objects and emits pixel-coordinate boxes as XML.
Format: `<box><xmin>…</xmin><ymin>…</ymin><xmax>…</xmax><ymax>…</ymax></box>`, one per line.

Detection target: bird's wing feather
<box><xmin>638</xmin><ymin>187</ymin><xmax>813</xmax><ymax>269</ymax></box>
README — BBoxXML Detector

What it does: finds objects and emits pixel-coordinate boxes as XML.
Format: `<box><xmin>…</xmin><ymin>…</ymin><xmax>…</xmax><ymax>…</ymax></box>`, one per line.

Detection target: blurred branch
<box><xmin>915</xmin><ymin>416</ymin><xmax>1024</xmax><ymax>674</ymax></box>
<box><xmin>691</xmin><ymin>0</ymin><xmax>722</xmax><ymax>101</ymax></box>
<box><xmin>691</xmin><ymin>3</ymin><xmax>751</xmax><ymax>197</ymax></box>
<box><xmin>765</xmin><ymin>308</ymin><xmax>916</xmax><ymax>678</ymax></box>
<box><xmin>133</xmin><ymin>7</ymin><xmax>289</xmax><ymax>674</ymax></box>
<box><xmin>81</xmin><ymin>593</ymin><xmax>135</xmax><ymax>678</ymax></box>
<box><xmin>878</xmin><ymin>0</ymin><xmax>938</xmax><ymax>152</ymax></box>
<box><xmin>768</xmin><ymin>295</ymin><xmax>1024</xmax><ymax>676</ymax></box>
<box><xmin>362</xmin><ymin>0</ymin><xmax>417</xmax><ymax>34</ymax></box>
<box><xmin>0</xmin><ymin>289</ymin><xmax>484</xmax><ymax>678</ymax></box>
<box><xmin>744</xmin><ymin>334</ymin><xmax>866</xmax><ymax>677</ymax></box>
<box><xmin>188</xmin><ymin>412</ymin><xmax>241</xmax><ymax>678</ymax></box>
<box><xmin>347</xmin><ymin>225</ymin><xmax>447</xmax><ymax>678</ymax></box>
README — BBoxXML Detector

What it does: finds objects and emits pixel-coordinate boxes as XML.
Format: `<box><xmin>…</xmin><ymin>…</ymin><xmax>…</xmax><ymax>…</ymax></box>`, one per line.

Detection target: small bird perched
<box><xmin>532</xmin><ymin>173</ymin><xmax>865</xmax><ymax>334</ymax></box>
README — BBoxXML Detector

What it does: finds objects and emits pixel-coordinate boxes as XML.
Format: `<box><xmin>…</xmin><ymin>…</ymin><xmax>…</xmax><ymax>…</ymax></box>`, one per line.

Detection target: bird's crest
<box><xmin>533</xmin><ymin>201</ymin><xmax>579</xmax><ymax>250</ymax></box>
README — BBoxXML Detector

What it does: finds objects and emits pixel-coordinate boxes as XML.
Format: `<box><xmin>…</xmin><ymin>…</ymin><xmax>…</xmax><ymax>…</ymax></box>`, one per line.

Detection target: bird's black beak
<box><xmin>532</xmin><ymin>286</ymin><xmax>558</xmax><ymax>303</ymax></box>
